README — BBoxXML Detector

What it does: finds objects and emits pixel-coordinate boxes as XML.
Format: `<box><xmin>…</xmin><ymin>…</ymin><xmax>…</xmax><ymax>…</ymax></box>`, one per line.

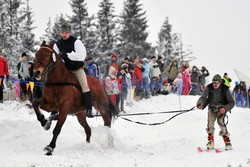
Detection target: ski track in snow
<box><xmin>0</xmin><ymin>94</ymin><xmax>250</xmax><ymax>167</ymax></box>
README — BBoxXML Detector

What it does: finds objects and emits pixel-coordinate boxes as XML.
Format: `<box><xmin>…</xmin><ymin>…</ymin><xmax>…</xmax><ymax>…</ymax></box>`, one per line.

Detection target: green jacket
<box><xmin>222</xmin><ymin>77</ymin><xmax>231</xmax><ymax>88</ymax></box>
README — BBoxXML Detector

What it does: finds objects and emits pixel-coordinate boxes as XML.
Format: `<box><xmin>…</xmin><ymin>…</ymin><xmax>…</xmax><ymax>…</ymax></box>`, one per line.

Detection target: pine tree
<box><xmin>156</xmin><ymin>17</ymin><xmax>173</xmax><ymax>65</ymax></box>
<box><xmin>0</xmin><ymin>0</ymin><xmax>6</xmax><ymax>50</ymax></box>
<box><xmin>1</xmin><ymin>0</ymin><xmax>24</xmax><ymax>73</ymax></box>
<box><xmin>96</xmin><ymin>0</ymin><xmax>116</xmax><ymax>59</ymax></box>
<box><xmin>40</xmin><ymin>17</ymin><xmax>53</xmax><ymax>43</ymax></box>
<box><xmin>171</xmin><ymin>33</ymin><xmax>195</xmax><ymax>65</ymax></box>
<box><xmin>69</xmin><ymin>0</ymin><xmax>98</xmax><ymax>57</ymax></box>
<box><xmin>118</xmin><ymin>0</ymin><xmax>151</xmax><ymax>59</ymax></box>
<box><xmin>52</xmin><ymin>14</ymin><xmax>67</xmax><ymax>41</ymax></box>
<box><xmin>20</xmin><ymin>0</ymin><xmax>36</xmax><ymax>54</ymax></box>
<box><xmin>84</xmin><ymin>15</ymin><xmax>98</xmax><ymax>57</ymax></box>
<box><xmin>69</xmin><ymin>0</ymin><xmax>88</xmax><ymax>40</ymax></box>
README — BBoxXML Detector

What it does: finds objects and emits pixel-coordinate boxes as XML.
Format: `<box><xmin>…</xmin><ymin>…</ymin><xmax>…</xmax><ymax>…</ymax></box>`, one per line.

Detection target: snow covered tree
<box><xmin>40</xmin><ymin>17</ymin><xmax>53</xmax><ymax>43</ymax></box>
<box><xmin>69</xmin><ymin>0</ymin><xmax>98</xmax><ymax>57</ymax></box>
<box><xmin>156</xmin><ymin>17</ymin><xmax>173</xmax><ymax>63</ymax></box>
<box><xmin>52</xmin><ymin>14</ymin><xmax>67</xmax><ymax>41</ymax></box>
<box><xmin>0</xmin><ymin>0</ymin><xmax>24</xmax><ymax>73</ymax></box>
<box><xmin>156</xmin><ymin>17</ymin><xmax>195</xmax><ymax>67</ymax></box>
<box><xmin>117</xmin><ymin>0</ymin><xmax>151</xmax><ymax>59</ymax></box>
<box><xmin>171</xmin><ymin>33</ymin><xmax>195</xmax><ymax>66</ymax></box>
<box><xmin>69</xmin><ymin>0</ymin><xmax>88</xmax><ymax>40</ymax></box>
<box><xmin>84</xmin><ymin>15</ymin><xmax>98</xmax><ymax>57</ymax></box>
<box><xmin>20</xmin><ymin>0</ymin><xmax>36</xmax><ymax>53</ymax></box>
<box><xmin>0</xmin><ymin>0</ymin><xmax>6</xmax><ymax>50</ymax></box>
<box><xmin>96</xmin><ymin>0</ymin><xmax>116</xmax><ymax>59</ymax></box>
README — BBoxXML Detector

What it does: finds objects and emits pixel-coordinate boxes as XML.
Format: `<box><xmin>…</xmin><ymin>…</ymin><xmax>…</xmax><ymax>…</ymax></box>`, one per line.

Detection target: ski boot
<box><xmin>223</xmin><ymin>136</ymin><xmax>232</xmax><ymax>151</ymax></box>
<box><xmin>206</xmin><ymin>134</ymin><xmax>214</xmax><ymax>150</ymax></box>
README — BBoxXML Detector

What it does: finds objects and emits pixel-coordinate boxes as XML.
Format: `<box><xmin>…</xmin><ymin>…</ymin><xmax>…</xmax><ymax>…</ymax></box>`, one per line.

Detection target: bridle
<box><xmin>36</xmin><ymin>46</ymin><xmax>82</xmax><ymax>90</ymax></box>
<box><xmin>36</xmin><ymin>46</ymin><xmax>63</xmax><ymax>78</ymax></box>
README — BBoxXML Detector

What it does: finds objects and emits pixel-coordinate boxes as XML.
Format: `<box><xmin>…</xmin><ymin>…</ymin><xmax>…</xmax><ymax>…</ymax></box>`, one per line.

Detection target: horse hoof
<box><xmin>43</xmin><ymin>145</ymin><xmax>53</xmax><ymax>156</ymax></box>
<box><xmin>43</xmin><ymin>119</ymin><xmax>52</xmax><ymax>130</ymax></box>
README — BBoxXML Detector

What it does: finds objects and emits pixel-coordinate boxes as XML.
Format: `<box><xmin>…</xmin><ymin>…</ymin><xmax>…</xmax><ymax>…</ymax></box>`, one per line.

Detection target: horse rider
<box><xmin>53</xmin><ymin>23</ymin><xmax>94</xmax><ymax>118</ymax></box>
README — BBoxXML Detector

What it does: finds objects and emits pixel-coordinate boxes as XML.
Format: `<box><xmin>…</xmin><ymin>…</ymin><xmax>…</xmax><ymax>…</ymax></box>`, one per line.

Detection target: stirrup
<box><xmin>86</xmin><ymin>109</ymin><xmax>94</xmax><ymax>118</ymax></box>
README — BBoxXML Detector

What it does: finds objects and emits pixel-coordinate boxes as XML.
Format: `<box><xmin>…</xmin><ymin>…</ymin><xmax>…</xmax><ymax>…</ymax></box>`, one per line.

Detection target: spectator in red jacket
<box><xmin>133</xmin><ymin>61</ymin><xmax>143</xmax><ymax>101</ymax></box>
<box><xmin>0</xmin><ymin>49</ymin><xmax>10</xmax><ymax>103</ymax></box>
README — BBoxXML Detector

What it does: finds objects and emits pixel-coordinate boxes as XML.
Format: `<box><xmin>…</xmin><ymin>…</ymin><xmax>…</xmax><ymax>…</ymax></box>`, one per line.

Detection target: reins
<box><xmin>38</xmin><ymin>46</ymin><xmax>81</xmax><ymax>90</ymax></box>
<box><xmin>39</xmin><ymin>46</ymin><xmax>63</xmax><ymax>77</ymax></box>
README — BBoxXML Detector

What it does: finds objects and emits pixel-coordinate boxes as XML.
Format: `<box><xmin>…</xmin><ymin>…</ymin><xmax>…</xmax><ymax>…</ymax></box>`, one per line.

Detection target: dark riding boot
<box><xmin>83</xmin><ymin>91</ymin><xmax>94</xmax><ymax>118</ymax></box>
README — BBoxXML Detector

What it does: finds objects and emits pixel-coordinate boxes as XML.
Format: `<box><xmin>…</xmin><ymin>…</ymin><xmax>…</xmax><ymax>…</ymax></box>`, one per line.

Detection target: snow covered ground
<box><xmin>0</xmin><ymin>94</ymin><xmax>250</xmax><ymax>167</ymax></box>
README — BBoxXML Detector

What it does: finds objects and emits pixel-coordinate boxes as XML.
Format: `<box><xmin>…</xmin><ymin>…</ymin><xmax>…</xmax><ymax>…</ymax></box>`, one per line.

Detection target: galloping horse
<box><xmin>33</xmin><ymin>41</ymin><xmax>117</xmax><ymax>155</ymax></box>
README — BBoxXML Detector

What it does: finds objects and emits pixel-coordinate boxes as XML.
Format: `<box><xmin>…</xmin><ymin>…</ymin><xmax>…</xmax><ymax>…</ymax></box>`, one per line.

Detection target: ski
<box><xmin>197</xmin><ymin>147</ymin><xmax>222</xmax><ymax>153</ymax></box>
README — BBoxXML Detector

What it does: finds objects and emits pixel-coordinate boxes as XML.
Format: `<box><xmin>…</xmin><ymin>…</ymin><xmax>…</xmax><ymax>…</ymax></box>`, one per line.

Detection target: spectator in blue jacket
<box><xmin>86</xmin><ymin>57</ymin><xmax>100</xmax><ymax>79</ymax></box>
<box><xmin>142</xmin><ymin>58</ymin><xmax>150</xmax><ymax>99</ymax></box>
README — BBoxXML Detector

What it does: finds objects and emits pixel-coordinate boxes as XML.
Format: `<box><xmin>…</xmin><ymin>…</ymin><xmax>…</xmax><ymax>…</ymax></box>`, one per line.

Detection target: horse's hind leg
<box><xmin>96</xmin><ymin>105</ymin><xmax>111</xmax><ymax>127</ymax></box>
<box><xmin>76</xmin><ymin>111</ymin><xmax>91</xmax><ymax>143</ymax></box>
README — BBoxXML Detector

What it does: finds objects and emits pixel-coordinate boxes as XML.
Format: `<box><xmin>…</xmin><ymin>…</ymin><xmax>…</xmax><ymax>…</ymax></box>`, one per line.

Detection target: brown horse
<box><xmin>32</xmin><ymin>41</ymin><xmax>117</xmax><ymax>155</ymax></box>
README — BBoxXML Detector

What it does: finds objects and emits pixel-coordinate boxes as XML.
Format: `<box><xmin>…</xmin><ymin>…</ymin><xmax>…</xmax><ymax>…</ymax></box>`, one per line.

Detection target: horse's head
<box><xmin>33</xmin><ymin>41</ymin><xmax>56</xmax><ymax>80</ymax></box>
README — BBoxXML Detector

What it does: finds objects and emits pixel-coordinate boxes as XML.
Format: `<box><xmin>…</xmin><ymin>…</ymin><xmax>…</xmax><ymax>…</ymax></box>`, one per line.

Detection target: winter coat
<box><xmin>87</xmin><ymin>62</ymin><xmax>100</xmax><ymax>79</ymax></box>
<box><xmin>222</xmin><ymin>77</ymin><xmax>232</xmax><ymax>88</ymax></box>
<box><xmin>164</xmin><ymin>63</ymin><xmax>179</xmax><ymax>81</ymax></box>
<box><xmin>0</xmin><ymin>57</ymin><xmax>9</xmax><ymax>77</ymax></box>
<box><xmin>142</xmin><ymin>63</ymin><xmax>150</xmax><ymax>78</ymax></box>
<box><xmin>173</xmin><ymin>77</ymin><xmax>183</xmax><ymax>95</ymax></box>
<box><xmin>105</xmin><ymin>75</ymin><xmax>119</xmax><ymax>95</ymax></box>
<box><xmin>196</xmin><ymin>83</ymin><xmax>235</xmax><ymax>112</ymax></box>
<box><xmin>157</xmin><ymin>60</ymin><xmax>165</xmax><ymax>73</ymax></box>
<box><xmin>199</xmin><ymin>69</ymin><xmax>210</xmax><ymax>86</ymax></box>
<box><xmin>182</xmin><ymin>70</ymin><xmax>191</xmax><ymax>95</ymax></box>
<box><xmin>18</xmin><ymin>60</ymin><xmax>30</xmax><ymax>79</ymax></box>
<box><xmin>191</xmin><ymin>71</ymin><xmax>201</xmax><ymax>84</ymax></box>
<box><xmin>133</xmin><ymin>66</ymin><xmax>142</xmax><ymax>85</ymax></box>
<box><xmin>149</xmin><ymin>61</ymin><xmax>161</xmax><ymax>78</ymax></box>
<box><xmin>54</xmin><ymin>36</ymin><xmax>86</xmax><ymax>71</ymax></box>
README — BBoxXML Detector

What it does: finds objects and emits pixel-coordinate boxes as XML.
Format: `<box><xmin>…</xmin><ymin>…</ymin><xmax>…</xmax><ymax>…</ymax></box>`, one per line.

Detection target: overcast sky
<box><xmin>30</xmin><ymin>0</ymin><xmax>250</xmax><ymax>80</ymax></box>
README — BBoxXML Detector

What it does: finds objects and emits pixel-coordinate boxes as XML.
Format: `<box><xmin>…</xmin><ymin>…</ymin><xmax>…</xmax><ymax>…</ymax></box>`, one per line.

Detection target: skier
<box><xmin>196</xmin><ymin>74</ymin><xmax>235</xmax><ymax>151</ymax></box>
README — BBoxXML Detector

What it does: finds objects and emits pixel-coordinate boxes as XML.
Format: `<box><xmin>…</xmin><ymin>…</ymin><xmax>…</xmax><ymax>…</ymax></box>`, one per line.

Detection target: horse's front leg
<box><xmin>43</xmin><ymin>111</ymin><xmax>67</xmax><ymax>156</ymax></box>
<box><xmin>32</xmin><ymin>100</ymin><xmax>47</xmax><ymax>127</ymax></box>
<box><xmin>40</xmin><ymin>103</ymin><xmax>58</xmax><ymax>130</ymax></box>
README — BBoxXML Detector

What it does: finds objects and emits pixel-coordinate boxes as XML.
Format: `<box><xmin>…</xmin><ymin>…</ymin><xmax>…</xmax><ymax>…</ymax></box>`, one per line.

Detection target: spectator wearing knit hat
<box><xmin>106</xmin><ymin>54</ymin><xmax>119</xmax><ymax>76</ymax></box>
<box><xmin>105</xmin><ymin>66</ymin><xmax>119</xmax><ymax>111</ymax></box>
<box><xmin>18</xmin><ymin>52</ymin><xmax>30</xmax><ymax>101</ymax></box>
